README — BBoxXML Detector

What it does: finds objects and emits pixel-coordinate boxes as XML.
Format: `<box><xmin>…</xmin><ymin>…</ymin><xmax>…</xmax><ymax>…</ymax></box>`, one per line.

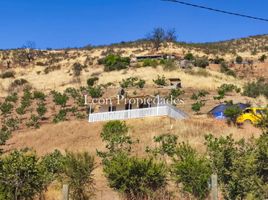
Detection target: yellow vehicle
<box><xmin>236</xmin><ymin>107</ymin><xmax>267</xmax><ymax>125</ymax></box>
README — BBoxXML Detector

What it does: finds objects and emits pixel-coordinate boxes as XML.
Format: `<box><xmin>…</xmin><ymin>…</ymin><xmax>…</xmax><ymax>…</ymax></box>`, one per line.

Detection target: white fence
<box><xmin>88</xmin><ymin>104</ymin><xmax>188</xmax><ymax>123</ymax></box>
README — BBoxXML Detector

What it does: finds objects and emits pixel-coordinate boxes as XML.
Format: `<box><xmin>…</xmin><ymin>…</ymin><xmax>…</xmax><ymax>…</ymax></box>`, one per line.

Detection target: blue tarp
<box><xmin>209</xmin><ymin>103</ymin><xmax>250</xmax><ymax>120</ymax></box>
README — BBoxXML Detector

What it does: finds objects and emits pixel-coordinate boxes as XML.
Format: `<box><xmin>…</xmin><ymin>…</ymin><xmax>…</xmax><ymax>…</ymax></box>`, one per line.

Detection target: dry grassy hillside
<box><xmin>0</xmin><ymin>36</ymin><xmax>267</xmax><ymax>200</ymax></box>
<box><xmin>3</xmin><ymin>117</ymin><xmax>262</xmax><ymax>200</ymax></box>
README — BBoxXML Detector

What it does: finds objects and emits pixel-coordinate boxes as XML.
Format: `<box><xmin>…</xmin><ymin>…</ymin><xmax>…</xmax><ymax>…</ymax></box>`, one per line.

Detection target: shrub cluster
<box><xmin>243</xmin><ymin>78</ymin><xmax>268</xmax><ymax>98</ymax></box>
<box><xmin>98</xmin><ymin>54</ymin><xmax>130</xmax><ymax>71</ymax></box>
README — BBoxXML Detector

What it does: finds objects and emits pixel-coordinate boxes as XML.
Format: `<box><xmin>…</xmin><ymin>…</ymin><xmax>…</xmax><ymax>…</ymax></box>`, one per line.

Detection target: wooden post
<box><xmin>62</xmin><ymin>184</ymin><xmax>69</xmax><ymax>200</ymax></box>
<box><xmin>211</xmin><ymin>174</ymin><xmax>218</xmax><ymax>200</ymax></box>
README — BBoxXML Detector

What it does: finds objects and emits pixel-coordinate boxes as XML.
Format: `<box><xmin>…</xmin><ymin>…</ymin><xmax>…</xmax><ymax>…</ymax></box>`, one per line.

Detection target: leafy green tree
<box><xmin>63</xmin><ymin>152</ymin><xmax>95</xmax><ymax>200</ymax></box>
<box><xmin>103</xmin><ymin>152</ymin><xmax>167</xmax><ymax>199</ymax></box>
<box><xmin>0</xmin><ymin>150</ymin><xmax>49</xmax><ymax>200</ymax></box>
<box><xmin>205</xmin><ymin>134</ymin><xmax>265</xmax><ymax>199</ymax></box>
<box><xmin>172</xmin><ymin>143</ymin><xmax>211</xmax><ymax>200</ymax></box>
<box><xmin>98</xmin><ymin>121</ymin><xmax>132</xmax><ymax>158</ymax></box>
<box><xmin>146</xmin><ymin>134</ymin><xmax>178</xmax><ymax>157</ymax></box>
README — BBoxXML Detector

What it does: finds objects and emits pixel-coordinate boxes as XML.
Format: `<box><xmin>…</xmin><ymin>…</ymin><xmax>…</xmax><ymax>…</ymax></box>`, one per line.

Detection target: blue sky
<box><xmin>0</xmin><ymin>0</ymin><xmax>267</xmax><ymax>49</ymax></box>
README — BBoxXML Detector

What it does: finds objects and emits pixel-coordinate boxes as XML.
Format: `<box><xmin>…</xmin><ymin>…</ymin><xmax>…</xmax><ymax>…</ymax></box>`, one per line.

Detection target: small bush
<box><xmin>172</xmin><ymin>143</ymin><xmax>212</xmax><ymax>200</ymax></box>
<box><xmin>53</xmin><ymin>109</ymin><xmax>67</xmax><ymax>123</ymax></box>
<box><xmin>63</xmin><ymin>152</ymin><xmax>96</xmax><ymax>200</ymax></box>
<box><xmin>161</xmin><ymin>59</ymin><xmax>176</xmax><ymax>71</ymax></box>
<box><xmin>243</xmin><ymin>79</ymin><xmax>268</xmax><ymax>98</ymax></box>
<box><xmin>5</xmin><ymin>118</ymin><xmax>19</xmax><ymax>131</ymax></box>
<box><xmin>259</xmin><ymin>54</ymin><xmax>267</xmax><ymax>62</ymax></box>
<box><xmin>99</xmin><ymin>121</ymin><xmax>132</xmax><ymax>156</ymax></box>
<box><xmin>88</xmin><ymin>86</ymin><xmax>103</xmax><ymax>98</ymax></box>
<box><xmin>192</xmin><ymin>101</ymin><xmax>205</xmax><ymax>114</ymax></box>
<box><xmin>143</xmin><ymin>59</ymin><xmax>158</xmax><ymax>67</ymax></box>
<box><xmin>220</xmin><ymin>62</ymin><xmax>236</xmax><ymax>77</ymax></box>
<box><xmin>72</xmin><ymin>62</ymin><xmax>83</xmax><ymax>76</ymax></box>
<box><xmin>236</xmin><ymin>56</ymin><xmax>243</xmax><ymax>64</ymax></box>
<box><xmin>0</xmin><ymin>71</ymin><xmax>15</xmax><ymax>79</ymax></box>
<box><xmin>33</xmin><ymin>91</ymin><xmax>46</xmax><ymax>100</ymax></box>
<box><xmin>26</xmin><ymin>114</ymin><xmax>40</xmax><ymax>129</ymax></box>
<box><xmin>5</xmin><ymin>93</ymin><xmax>18</xmax><ymax>103</ymax></box>
<box><xmin>224</xmin><ymin>104</ymin><xmax>242</xmax><ymax>124</ymax></box>
<box><xmin>52</xmin><ymin>91</ymin><xmax>69</xmax><ymax>107</ymax></box>
<box><xmin>103</xmin><ymin>153</ymin><xmax>167</xmax><ymax>199</ymax></box>
<box><xmin>153</xmin><ymin>75</ymin><xmax>167</xmax><ymax>86</ymax></box>
<box><xmin>184</xmin><ymin>53</ymin><xmax>194</xmax><ymax>61</ymax></box>
<box><xmin>11</xmin><ymin>78</ymin><xmax>28</xmax><ymax>87</ymax></box>
<box><xmin>0</xmin><ymin>102</ymin><xmax>13</xmax><ymax>115</ymax></box>
<box><xmin>99</xmin><ymin>54</ymin><xmax>130</xmax><ymax>71</ymax></box>
<box><xmin>0</xmin><ymin>129</ymin><xmax>11</xmax><ymax>145</ymax></box>
<box><xmin>87</xmin><ymin>77</ymin><xmax>99</xmax><ymax>87</ymax></box>
<box><xmin>194</xmin><ymin>57</ymin><xmax>209</xmax><ymax>68</ymax></box>
<box><xmin>120</xmin><ymin>77</ymin><xmax>145</xmax><ymax>89</ymax></box>
<box><xmin>36</xmin><ymin>102</ymin><xmax>47</xmax><ymax>118</ymax></box>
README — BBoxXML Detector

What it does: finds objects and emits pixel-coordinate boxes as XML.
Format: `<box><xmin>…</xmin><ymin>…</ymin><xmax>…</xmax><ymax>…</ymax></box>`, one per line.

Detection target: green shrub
<box><xmin>63</xmin><ymin>152</ymin><xmax>96</xmax><ymax>200</ymax></box>
<box><xmin>0</xmin><ymin>150</ymin><xmax>50</xmax><ymax>200</ymax></box>
<box><xmin>88</xmin><ymin>86</ymin><xmax>103</xmax><ymax>98</ymax></box>
<box><xmin>99</xmin><ymin>54</ymin><xmax>130</xmax><ymax>71</ymax></box>
<box><xmin>243</xmin><ymin>79</ymin><xmax>268</xmax><ymax>98</ymax></box>
<box><xmin>236</xmin><ymin>56</ymin><xmax>243</xmax><ymax>64</ymax></box>
<box><xmin>146</xmin><ymin>134</ymin><xmax>178</xmax><ymax>157</ymax></box>
<box><xmin>214</xmin><ymin>84</ymin><xmax>240</xmax><ymax>100</ymax></box>
<box><xmin>99</xmin><ymin>121</ymin><xmax>132</xmax><ymax>157</ymax></box>
<box><xmin>0</xmin><ymin>129</ymin><xmax>11</xmax><ymax>145</ymax></box>
<box><xmin>5</xmin><ymin>118</ymin><xmax>19</xmax><ymax>131</ymax></box>
<box><xmin>72</xmin><ymin>62</ymin><xmax>83</xmax><ymax>76</ymax></box>
<box><xmin>143</xmin><ymin>59</ymin><xmax>158</xmax><ymax>67</ymax></box>
<box><xmin>41</xmin><ymin>150</ymin><xmax>65</xmax><ymax>178</ymax></box>
<box><xmin>192</xmin><ymin>101</ymin><xmax>205</xmax><ymax>114</ymax></box>
<box><xmin>0</xmin><ymin>71</ymin><xmax>15</xmax><ymax>79</ymax></box>
<box><xmin>26</xmin><ymin>114</ymin><xmax>40</xmax><ymax>129</ymax></box>
<box><xmin>184</xmin><ymin>53</ymin><xmax>194</xmax><ymax>61</ymax></box>
<box><xmin>103</xmin><ymin>153</ymin><xmax>167</xmax><ymax>199</ymax></box>
<box><xmin>172</xmin><ymin>143</ymin><xmax>211</xmax><ymax>200</ymax></box>
<box><xmin>162</xmin><ymin>59</ymin><xmax>176</xmax><ymax>71</ymax></box>
<box><xmin>120</xmin><ymin>77</ymin><xmax>145</xmax><ymax>89</ymax></box>
<box><xmin>36</xmin><ymin>102</ymin><xmax>47</xmax><ymax>118</ymax></box>
<box><xmin>220</xmin><ymin>62</ymin><xmax>236</xmax><ymax>77</ymax></box>
<box><xmin>87</xmin><ymin>77</ymin><xmax>99</xmax><ymax>87</ymax></box>
<box><xmin>5</xmin><ymin>93</ymin><xmax>18</xmax><ymax>103</ymax></box>
<box><xmin>194</xmin><ymin>57</ymin><xmax>209</xmax><ymax>68</ymax></box>
<box><xmin>33</xmin><ymin>91</ymin><xmax>46</xmax><ymax>100</ymax></box>
<box><xmin>52</xmin><ymin>91</ymin><xmax>69</xmax><ymax>107</ymax></box>
<box><xmin>153</xmin><ymin>75</ymin><xmax>167</xmax><ymax>86</ymax></box>
<box><xmin>0</xmin><ymin>102</ymin><xmax>13</xmax><ymax>115</ymax></box>
<box><xmin>169</xmin><ymin>88</ymin><xmax>184</xmax><ymax>99</ymax></box>
<box><xmin>53</xmin><ymin>109</ymin><xmax>67</xmax><ymax>123</ymax></box>
<box><xmin>205</xmin><ymin>134</ymin><xmax>265</xmax><ymax>199</ymax></box>
<box><xmin>11</xmin><ymin>78</ymin><xmax>28</xmax><ymax>87</ymax></box>
<box><xmin>259</xmin><ymin>54</ymin><xmax>267</xmax><ymax>62</ymax></box>
<box><xmin>224</xmin><ymin>104</ymin><xmax>242</xmax><ymax>124</ymax></box>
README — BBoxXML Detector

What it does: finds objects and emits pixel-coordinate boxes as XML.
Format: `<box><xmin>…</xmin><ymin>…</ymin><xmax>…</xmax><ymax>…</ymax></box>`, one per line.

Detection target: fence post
<box><xmin>211</xmin><ymin>174</ymin><xmax>218</xmax><ymax>200</ymax></box>
<box><xmin>62</xmin><ymin>184</ymin><xmax>69</xmax><ymax>200</ymax></box>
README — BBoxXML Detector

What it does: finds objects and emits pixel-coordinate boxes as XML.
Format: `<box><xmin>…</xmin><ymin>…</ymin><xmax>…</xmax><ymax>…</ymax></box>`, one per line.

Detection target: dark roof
<box><xmin>209</xmin><ymin>103</ymin><xmax>250</xmax><ymax>114</ymax></box>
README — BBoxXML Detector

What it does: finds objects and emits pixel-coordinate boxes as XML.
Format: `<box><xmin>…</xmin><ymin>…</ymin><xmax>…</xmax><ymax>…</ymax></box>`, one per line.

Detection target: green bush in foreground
<box><xmin>103</xmin><ymin>152</ymin><xmax>167</xmax><ymax>199</ymax></box>
<box><xmin>63</xmin><ymin>152</ymin><xmax>96</xmax><ymax>200</ymax></box>
<box><xmin>172</xmin><ymin>143</ymin><xmax>212</xmax><ymax>200</ymax></box>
